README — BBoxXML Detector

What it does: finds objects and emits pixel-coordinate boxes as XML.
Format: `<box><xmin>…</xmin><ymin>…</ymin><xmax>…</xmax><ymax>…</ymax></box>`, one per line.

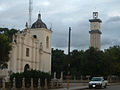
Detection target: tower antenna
<box><xmin>29</xmin><ymin>0</ymin><xmax>32</xmax><ymax>28</ymax></box>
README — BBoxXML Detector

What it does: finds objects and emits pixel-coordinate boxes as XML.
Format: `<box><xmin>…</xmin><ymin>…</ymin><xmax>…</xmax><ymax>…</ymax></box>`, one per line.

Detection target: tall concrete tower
<box><xmin>89</xmin><ymin>12</ymin><xmax>102</xmax><ymax>50</ymax></box>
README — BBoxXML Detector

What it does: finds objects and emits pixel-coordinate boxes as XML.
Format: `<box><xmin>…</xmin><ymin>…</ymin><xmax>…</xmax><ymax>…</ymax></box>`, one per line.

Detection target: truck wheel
<box><xmin>104</xmin><ymin>85</ymin><xmax>106</xmax><ymax>88</ymax></box>
<box><xmin>89</xmin><ymin>86</ymin><xmax>92</xmax><ymax>89</ymax></box>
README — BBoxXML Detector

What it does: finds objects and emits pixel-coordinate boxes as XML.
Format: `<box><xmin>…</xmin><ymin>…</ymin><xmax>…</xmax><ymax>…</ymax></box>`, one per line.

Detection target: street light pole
<box><xmin>68</xmin><ymin>27</ymin><xmax>71</xmax><ymax>56</ymax></box>
<box><xmin>67</xmin><ymin>27</ymin><xmax>71</xmax><ymax>90</ymax></box>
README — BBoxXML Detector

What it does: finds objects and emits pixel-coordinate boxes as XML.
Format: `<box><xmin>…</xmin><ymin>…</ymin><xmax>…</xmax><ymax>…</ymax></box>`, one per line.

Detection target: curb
<box><xmin>109</xmin><ymin>83</ymin><xmax>120</xmax><ymax>86</ymax></box>
<box><xmin>71</xmin><ymin>86</ymin><xmax>88</xmax><ymax>90</ymax></box>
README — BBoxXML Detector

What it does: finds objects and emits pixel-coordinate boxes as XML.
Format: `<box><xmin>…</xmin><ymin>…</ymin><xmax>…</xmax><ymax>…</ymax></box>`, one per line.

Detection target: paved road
<box><xmin>83</xmin><ymin>85</ymin><xmax>120</xmax><ymax>90</ymax></box>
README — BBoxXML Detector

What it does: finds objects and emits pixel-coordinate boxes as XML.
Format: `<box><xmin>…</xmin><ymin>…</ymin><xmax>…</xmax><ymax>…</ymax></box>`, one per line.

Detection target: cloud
<box><xmin>101</xmin><ymin>37</ymin><xmax>120</xmax><ymax>50</ymax></box>
<box><xmin>0</xmin><ymin>0</ymin><xmax>120</xmax><ymax>51</ymax></box>
<box><xmin>35</xmin><ymin>1</ymin><xmax>50</xmax><ymax>7</ymax></box>
<box><xmin>108</xmin><ymin>11</ymin><xmax>120</xmax><ymax>17</ymax></box>
<box><xmin>101</xmin><ymin>38</ymin><xmax>112</xmax><ymax>46</ymax></box>
<box><xmin>106</xmin><ymin>16</ymin><xmax>120</xmax><ymax>23</ymax></box>
<box><xmin>51</xmin><ymin>19</ymin><xmax>90</xmax><ymax>50</ymax></box>
<box><xmin>0</xmin><ymin>4</ymin><xmax>8</xmax><ymax>12</ymax></box>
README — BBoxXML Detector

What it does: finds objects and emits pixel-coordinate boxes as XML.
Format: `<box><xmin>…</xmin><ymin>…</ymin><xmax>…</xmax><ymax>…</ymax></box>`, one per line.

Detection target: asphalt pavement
<box><xmin>50</xmin><ymin>83</ymin><xmax>88</xmax><ymax>90</ymax></box>
<box><xmin>50</xmin><ymin>86</ymin><xmax>88</xmax><ymax>90</ymax></box>
<box><xmin>83</xmin><ymin>85</ymin><xmax>120</xmax><ymax>90</ymax></box>
<box><xmin>50</xmin><ymin>83</ymin><xmax>120</xmax><ymax>90</ymax></box>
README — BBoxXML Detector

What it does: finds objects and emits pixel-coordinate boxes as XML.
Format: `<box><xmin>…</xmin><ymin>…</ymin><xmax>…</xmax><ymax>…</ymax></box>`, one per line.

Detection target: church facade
<box><xmin>8</xmin><ymin>13</ymin><xmax>52</xmax><ymax>74</ymax></box>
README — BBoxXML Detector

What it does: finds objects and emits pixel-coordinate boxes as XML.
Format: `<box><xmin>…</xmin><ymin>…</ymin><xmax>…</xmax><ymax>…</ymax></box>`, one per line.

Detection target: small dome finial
<box><xmin>38</xmin><ymin>12</ymin><xmax>41</xmax><ymax>20</ymax></box>
<box><xmin>26</xmin><ymin>22</ymin><xmax>28</xmax><ymax>29</ymax></box>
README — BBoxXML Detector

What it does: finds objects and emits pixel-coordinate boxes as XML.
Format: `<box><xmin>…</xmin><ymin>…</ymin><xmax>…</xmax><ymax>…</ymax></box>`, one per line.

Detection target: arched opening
<box><xmin>33</xmin><ymin>35</ymin><xmax>37</xmax><ymax>39</ymax></box>
<box><xmin>24</xmin><ymin>64</ymin><xmax>30</xmax><ymax>72</ymax></box>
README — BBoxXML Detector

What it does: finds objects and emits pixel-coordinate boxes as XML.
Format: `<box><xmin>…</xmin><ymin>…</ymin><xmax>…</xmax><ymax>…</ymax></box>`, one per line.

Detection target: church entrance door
<box><xmin>24</xmin><ymin>64</ymin><xmax>30</xmax><ymax>71</ymax></box>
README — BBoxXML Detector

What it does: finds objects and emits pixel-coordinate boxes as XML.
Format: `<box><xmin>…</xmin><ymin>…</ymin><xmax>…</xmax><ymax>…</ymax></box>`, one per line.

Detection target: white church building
<box><xmin>8</xmin><ymin>13</ymin><xmax>52</xmax><ymax>74</ymax></box>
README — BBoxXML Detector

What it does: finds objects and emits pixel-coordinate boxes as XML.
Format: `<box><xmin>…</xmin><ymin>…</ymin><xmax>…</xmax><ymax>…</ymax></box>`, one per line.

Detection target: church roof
<box><xmin>31</xmin><ymin>13</ymin><xmax>47</xmax><ymax>29</ymax></box>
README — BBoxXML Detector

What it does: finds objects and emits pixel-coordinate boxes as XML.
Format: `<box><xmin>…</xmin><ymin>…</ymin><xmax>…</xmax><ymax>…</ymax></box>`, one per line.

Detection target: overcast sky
<box><xmin>0</xmin><ymin>0</ymin><xmax>120</xmax><ymax>53</ymax></box>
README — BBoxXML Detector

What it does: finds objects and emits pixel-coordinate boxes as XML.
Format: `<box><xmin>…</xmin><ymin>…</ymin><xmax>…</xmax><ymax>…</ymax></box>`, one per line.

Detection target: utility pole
<box><xmin>67</xmin><ymin>27</ymin><xmax>71</xmax><ymax>90</ymax></box>
<box><xmin>68</xmin><ymin>27</ymin><xmax>71</xmax><ymax>56</ymax></box>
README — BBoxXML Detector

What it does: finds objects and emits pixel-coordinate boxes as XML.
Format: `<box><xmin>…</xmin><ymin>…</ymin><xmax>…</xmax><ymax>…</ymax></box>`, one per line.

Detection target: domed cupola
<box><xmin>31</xmin><ymin>13</ymin><xmax>47</xmax><ymax>29</ymax></box>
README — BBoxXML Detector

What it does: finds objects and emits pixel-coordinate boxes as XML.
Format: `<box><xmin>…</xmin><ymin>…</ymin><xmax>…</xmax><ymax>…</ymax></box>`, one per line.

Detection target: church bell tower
<box><xmin>89</xmin><ymin>12</ymin><xmax>102</xmax><ymax>50</ymax></box>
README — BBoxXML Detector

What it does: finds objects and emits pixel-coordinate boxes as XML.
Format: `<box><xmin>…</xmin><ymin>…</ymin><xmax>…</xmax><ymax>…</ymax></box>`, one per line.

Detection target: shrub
<box><xmin>10</xmin><ymin>70</ymin><xmax>51</xmax><ymax>88</ymax></box>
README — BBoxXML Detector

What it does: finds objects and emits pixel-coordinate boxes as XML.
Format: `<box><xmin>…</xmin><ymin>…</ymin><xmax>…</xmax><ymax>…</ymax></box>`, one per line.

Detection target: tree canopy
<box><xmin>0</xmin><ymin>28</ymin><xmax>18</xmax><ymax>68</ymax></box>
<box><xmin>52</xmin><ymin>46</ymin><xmax>120</xmax><ymax>78</ymax></box>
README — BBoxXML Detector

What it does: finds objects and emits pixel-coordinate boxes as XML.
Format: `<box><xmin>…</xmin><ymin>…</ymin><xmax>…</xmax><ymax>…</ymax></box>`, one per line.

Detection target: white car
<box><xmin>89</xmin><ymin>77</ymin><xmax>107</xmax><ymax>89</ymax></box>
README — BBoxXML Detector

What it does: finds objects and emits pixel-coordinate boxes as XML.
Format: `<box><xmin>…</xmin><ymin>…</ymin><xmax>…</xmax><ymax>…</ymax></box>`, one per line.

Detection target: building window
<box><xmin>33</xmin><ymin>35</ymin><xmax>37</xmax><ymax>38</ymax></box>
<box><xmin>46</xmin><ymin>36</ymin><xmax>49</xmax><ymax>48</ymax></box>
<box><xmin>26</xmin><ymin>48</ymin><xmax>29</xmax><ymax>57</ymax></box>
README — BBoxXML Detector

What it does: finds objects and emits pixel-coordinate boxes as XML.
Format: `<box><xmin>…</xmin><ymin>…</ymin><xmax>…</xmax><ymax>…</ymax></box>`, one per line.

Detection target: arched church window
<box><xmin>33</xmin><ymin>35</ymin><xmax>37</xmax><ymax>38</ymax></box>
<box><xmin>46</xmin><ymin>36</ymin><xmax>49</xmax><ymax>48</ymax></box>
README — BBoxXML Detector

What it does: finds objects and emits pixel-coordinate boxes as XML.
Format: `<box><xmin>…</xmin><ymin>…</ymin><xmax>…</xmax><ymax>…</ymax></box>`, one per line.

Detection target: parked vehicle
<box><xmin>89</xmin><ymin>77</ymin><xmax>107</xmax><ymax>89</ymax></box>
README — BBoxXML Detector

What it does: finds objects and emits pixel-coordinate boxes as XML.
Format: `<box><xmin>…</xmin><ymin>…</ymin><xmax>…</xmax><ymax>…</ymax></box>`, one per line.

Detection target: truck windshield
<box><xmin>91</xmin><ymin>78</ymin><xmax>102</xmax><ymax>81</ymax></box>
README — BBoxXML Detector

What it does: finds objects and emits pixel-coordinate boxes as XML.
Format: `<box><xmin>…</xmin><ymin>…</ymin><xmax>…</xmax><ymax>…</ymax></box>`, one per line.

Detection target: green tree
<box><xmin>70</xmin><ymin>50</ymin><xmax>84</xmax><ymax>79</ymax></box>
<box><xmin>104</xmin><ymin>46</ymin><xmax>120</xmax><ymax>76</ymax></box>
<box><xmin>0</xmin><ymin>28</ymin><xmax>18</xmax><ymax>42</ymax></box>
<box><xmin>0</xmin><ymin>34</ymin><xmax>11</xmax><ymax>68</ymax></box>
<box><xmin>0</xmin><ymin>28</ymin><xmax>18</xmax><ymax>68</ymax></box>
<box><xmin>82</xmin><ymin>47</ymin><xmax>104</xmax><ymax>76</ymax></box>
<box><xmin>51</xmin><ymin>48</ymin><xmax>66</xmax><ymax>78</ymax></box>
<box><xmin>51</xmin><ymin>46</ymin><xmax>120</xmax><ymax>79</ymax></box>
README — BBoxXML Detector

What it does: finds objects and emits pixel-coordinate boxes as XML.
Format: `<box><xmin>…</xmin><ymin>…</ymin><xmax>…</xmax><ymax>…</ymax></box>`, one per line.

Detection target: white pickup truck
<box><xmin>89</xmin><ymin>77</ymin><xmax>108</xmax><ymax>89</ymax></box>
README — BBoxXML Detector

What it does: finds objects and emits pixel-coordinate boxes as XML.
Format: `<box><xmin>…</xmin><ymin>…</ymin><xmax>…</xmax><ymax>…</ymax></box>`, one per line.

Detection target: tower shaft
<box><xmin>89</xmin><ymin>12</ymin><xmax>102</xmax><ymax>50</ymax></box>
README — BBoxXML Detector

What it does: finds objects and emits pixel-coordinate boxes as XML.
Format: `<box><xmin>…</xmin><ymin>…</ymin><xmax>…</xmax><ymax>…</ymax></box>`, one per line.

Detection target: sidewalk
<box><xmin>50</xmin><ymin>83</ymin><xmax>88</xmax><ymax>90</ymax></box>
<box><xmin>109</xmin><ymin>83</ymin><xmax>120</xmax><ymax>86</ymax></box>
